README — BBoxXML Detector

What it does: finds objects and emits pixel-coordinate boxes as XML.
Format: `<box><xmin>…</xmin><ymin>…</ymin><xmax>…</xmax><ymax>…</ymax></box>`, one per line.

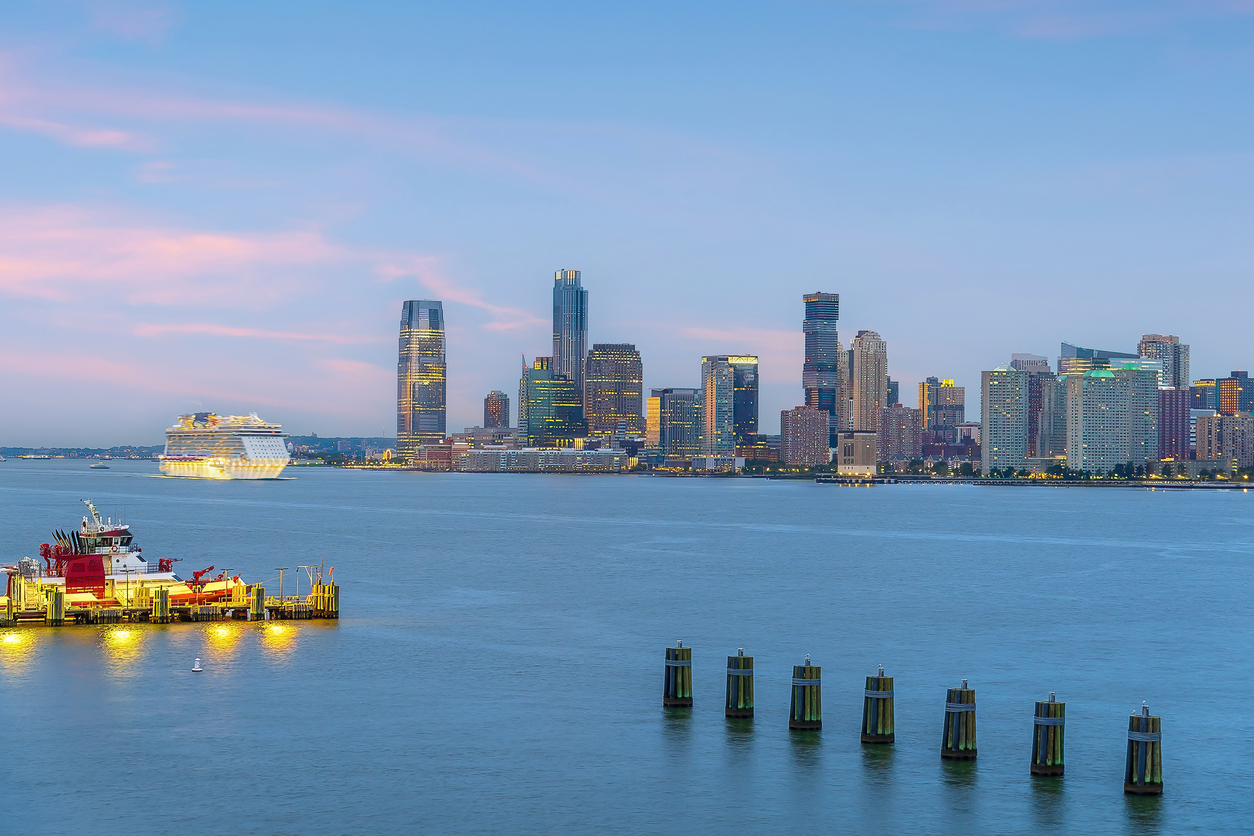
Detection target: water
<box><xmin>1</xmin><ymin>461</ymin><xmax>1251</xmax><ymax>834</ymax></box>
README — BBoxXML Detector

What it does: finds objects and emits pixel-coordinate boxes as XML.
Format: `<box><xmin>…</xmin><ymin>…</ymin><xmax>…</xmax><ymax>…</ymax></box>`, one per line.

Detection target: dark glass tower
<box><xmin>484</xmin><ymin>390</ymin><xmax>510</xmax><ymax>429</ymax></box>
<box><xmin>584</xmin><ymin>344</ymin><xmax>643</xmax><ymax>437</ymax></box>
<box><xmin>553</xmin><ymin>269</ymin><xmax>589</xmax><ymax>393</ymax></box>
<box><xmin>397</xmin><ymin>300</ymin><xmax>447</xmax><ymax>459</ymax></box>
<box><xmin>802</xmin><ymin>292</ymin><xmax>840</xmax><ymax>446</ymax></box>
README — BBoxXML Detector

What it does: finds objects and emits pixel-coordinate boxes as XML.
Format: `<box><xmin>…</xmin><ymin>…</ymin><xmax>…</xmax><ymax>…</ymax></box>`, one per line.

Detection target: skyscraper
<box><xmin>583</xmin><ymin>343</ymin><xmax>643</xmax><ymax>438</ymax></box>
<box><xmin>1218</xmin><ymin>371</ymin><xmax>1254</xmax><ymax>415</ymax></box>
<box><xmin>1159</xmin><ymin>388</ymin><xmax>1190</xmax><ymax>460</ymax></box>
<box><xmin>520</xmin><ymin>357</ymin><xmax>584</xmax><ymax>448</ymax></box>
<box><xmin>699</xmin><ymin>357</ymin><xmax>735</xmax><ymax>455</ymax></box>
<box><xmin>1065</xmin><ymin>370</ymin><xmax>1130</xmax><ymax>475</ymax></box>
<box><xmin>981</xmin><ymin>364</ymin><xmax>1028</xmax><ymax>474</ymax></box>
<box><xmin>879</xmin><ymin>403</ymin><xmax>922</xmax><ymax>461</ymax></box>
<box><xmin>1058</xmin><ymin>342</ymin><xmax>1138</xmax><ymax>375</ymax></box>
<box><xmin>1116</xmin><ymin>365</ymin><xmax>1160</xmax><ymax>466</ymax></box>
<box><xmin>730</xmin><ymin>356</ymin><xmax>759</xmax><ymax>442</ymax></box>
<box><xmin>780</xmin><ymin>405</ymin><xmax>828</xmax><ymax>468</ymax></box>
<box><xmin>552</xmin><ymin>269</ymin><xmax>589</xmax><ymax>393</ymax></box>
<box><xmin>649</xmin><ymin>388</ymin><xmax>701</xmax><ymax>459</ymax></box>
<box><xmin>802</xmin><ymin>292</ymin><xmax>842</xmax><ymax>445</ymax></box>
<box><xmin>851</xmin><ymin>331</ymin><xmax>888</xmax><ymax>435</ymax></box>
<box><xmin>484</xmin><ymin>391</ymin><xmax>510</xmax><ymax>429</ymax></box>
<box><xmin>397</xmin><ymin>300</ymin><xmax>447</xmax><ymax>459</ymax></box>
<box><xmin>918</xmin><ymin>377</ymin><xmax>965</xmax><ymax>443</ymax></box>
<box><xmin>1137</xmin><ymin>334</ymin><xmax>1190</xmax><ymax>389</ymax></box>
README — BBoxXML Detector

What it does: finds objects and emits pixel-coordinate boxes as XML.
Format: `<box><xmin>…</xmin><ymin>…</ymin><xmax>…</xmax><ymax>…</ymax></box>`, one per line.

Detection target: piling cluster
<box><xmin>661</xmin><ymin>644</ymin><xmax>1165</xmax><ymax>794</ymax></box>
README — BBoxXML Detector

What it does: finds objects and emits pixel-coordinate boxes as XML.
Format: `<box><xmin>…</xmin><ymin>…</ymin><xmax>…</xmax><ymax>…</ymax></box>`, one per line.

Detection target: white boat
<box><xmin>90</xmin><ymin>462</ymin><xmax>109</xmax><ymax>469</ymax></box>
<box><xmin>159</xmin><ymin>412</ymin><xmax>290</xmax><ymax>480</ymax></box>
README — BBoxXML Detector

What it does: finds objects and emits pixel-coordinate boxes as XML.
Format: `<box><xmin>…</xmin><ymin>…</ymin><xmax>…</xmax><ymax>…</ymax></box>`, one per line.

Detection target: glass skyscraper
<box><xmin>520</xmin><ymin>357</ymin><xmax>585</xmax><ymax>448</ymax></box>
<box><xmin>583</xmin><ymin>343</ymin><xmax>643</xmax><ymax>437</ymax></box>
<box><xmin>802</xmin><ymin>292</ymin><xmax>841</xmax><ymax>446</ymax></box>
<box><xmin>553</xmin><ymin>270</ymin><xmax>589</xmax><ymax>393</ymax></box>
<box><xmin>648</xmin><ymin>387</ymin><xmax>701</xmax><ymax>459</ymax></box>
<box><xmin>700</xmin><ymin>355</ymin><xmax>758</xmax><ymax>454</ymax></box>
<box><xmin>397</xmin><ymin>300</ymin><xmax>447</xmax><ymax>459</ymax></box>
<box><xmin>484</xmin><ymin>390</ymin><xmax>510</xmax><ymax>429</ymax></box>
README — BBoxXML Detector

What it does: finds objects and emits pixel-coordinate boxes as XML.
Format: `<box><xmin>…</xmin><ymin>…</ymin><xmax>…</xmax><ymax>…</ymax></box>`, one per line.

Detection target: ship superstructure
<box><xmin>160</xmin><ymin>412</ymin><xmax>290</xmax><ymax>479</ymax></box>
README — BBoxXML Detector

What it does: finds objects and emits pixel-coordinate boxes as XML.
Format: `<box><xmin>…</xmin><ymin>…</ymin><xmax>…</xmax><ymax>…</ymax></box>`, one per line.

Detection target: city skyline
<box><xmin>4</xmin><ymin>4</ymin><xmax>1254</xmax><ymax>446</ymax></box>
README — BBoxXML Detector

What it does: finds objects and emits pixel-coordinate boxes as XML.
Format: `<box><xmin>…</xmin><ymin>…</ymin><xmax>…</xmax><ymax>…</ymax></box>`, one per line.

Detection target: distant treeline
<box><xmin>0</xmin><ymin>446</ymin><xmax>162</xmax><ymax>457</ymax></box>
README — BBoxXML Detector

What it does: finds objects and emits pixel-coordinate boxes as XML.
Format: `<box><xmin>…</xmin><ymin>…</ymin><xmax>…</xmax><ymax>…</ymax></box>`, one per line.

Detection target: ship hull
<box><xmin>159</xmin><ymin>458</ymin><xmax>288</xmax><ymax>480</ymax></box>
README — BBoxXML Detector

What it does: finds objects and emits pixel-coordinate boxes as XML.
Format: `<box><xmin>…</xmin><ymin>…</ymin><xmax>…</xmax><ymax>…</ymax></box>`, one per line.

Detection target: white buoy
<box><xmin>192</xmin><ymin>657</ymin><xmax>202</xmax><ymax>673</ymax></box>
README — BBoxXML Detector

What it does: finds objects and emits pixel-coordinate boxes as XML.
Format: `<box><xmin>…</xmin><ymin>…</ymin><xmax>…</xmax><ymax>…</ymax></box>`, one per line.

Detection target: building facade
<box><xmin>1158</xmin><ymin>388</ymin><xmax>1191</xmax><ymax>461</ymax></box>
<box><xmin>484</xmin><ymin>390</ymin><xmax>510</xmax><ymax>429</ymax></box>
<box><xmin>780</xmin><ymin>405</ymin><xmax>828</xmax><ymax>468</ymax></box>
<box><xmin>801</xmin><ymin>292</ymin><xmax>843</xmax><ymax>445</ymax></box>
<box><xmin>397</xmin><ymin>300</ymin><xmax>447</xmax><ymax>459</ymax></box>
<box><xmin>583</xmin><ymin>343</ymin><xmax>643</xmax><ymax>437</ymax></box>
<box><xmin>851</xmin><ymin>331</ymin><xmax>888</xmax><ymax>435</ymax></box>
<box><xmin>1195</xmin><ymin>413</ymin><xmax>1254</xmax><ymax>470</ymax></box>
<box><xmin>981</xmin><ymin>364</ymin><xmax>1028</xmax><ymax>474</ymax></box>
<box><xmin>552</xmin><ymin>269</ymin><xmax>589</xmax><ymax>393</ymax></box>
<box><xmin>1138</xmin><ymin>334</ymin><xmax>1190</xmax><ymax>389</ymax></box>
<box><xmin>520</xmin><ymin>357</ymin><xmax>585</xmax><ymax>448</ymax></box>
<box><xmin>649</xmin><ymin>387</ymin><xmax>701</xmax><ymax>459</ymax></box>
<box><xmin>1218</xmin><ymin>371</ymin><xmax>1254</xmax><ymax>415</ymax></box>
<box><xmin>700</xmin><ymin>357</ymin><xmax>736</xmax><ymax>455</ymax></box>
<box><xmin>1063</xmin><ymin>369</ymin><xmax>1155</xmax><ymax>474</ymax></box>
<box><xmin>1191</xmin><ymin>379</ymin><xmax>1217</xmax><ymax>410</ymax></box>
<box><xmin>835</xmin><ymin>430</ymin><xmax>877</xmax><ymax>476</ymax></box>
<box><xmin>1058</xmin><ymin>342</ymin><xmax>1138</xmax><ymax>376</ymax></box>
<box><xmin>879</xmin><ymin>403</ymin><xmax>923</xmax><ymax>461</ymax></box>
<box><xmin>918</xmin><ymin>377</ymin><xmax>965</xmax><ymax>442</ymax></box>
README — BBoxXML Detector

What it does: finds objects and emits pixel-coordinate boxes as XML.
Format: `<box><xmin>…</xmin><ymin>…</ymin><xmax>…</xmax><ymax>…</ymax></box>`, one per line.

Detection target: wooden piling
<box><xmin>250</xmin><ymin>586</ymin><xmax>266</xmax><ymax>621</ymax></box>
<box><xmin>151</xmin><ymin>588</ymin><xmax>171</xmax><ymax>624</ymax></box>
<box><xmin>1124</xmin><ymin>702</ymin><xmax>1163</xmax><ymax>795</ymax></box>
<box><xmin>45</xmin><ymin>589</ymin><xmax>64</xmax><ymax>626</ymax></box>
<box><xmin>861</xmin><ymin>664</ymin><xmax>894</xmax><ymax>743</ymax></box>
<box><xmin>663</xmin><ymin>641</ymin><xmax>693</xmax><ymax>707</ymax></box>
<box><xmin>725</xmin><ymin>648</ymin><xmax>754</xmax><ymax>718</ymax></box>
<box><xmin>1030</xmin><ymin>691</ymin><xmax>1065</xmax><ymax>776</ymax></box>
<box><xmin>789</xmin><ymin>655</ymin><xmax>821</xmax><ymax>730</ymax></box>
<box><xmin>941</xmin><ymin>679</ymin><xmax>977</xmax><ymax>759</ymax></box>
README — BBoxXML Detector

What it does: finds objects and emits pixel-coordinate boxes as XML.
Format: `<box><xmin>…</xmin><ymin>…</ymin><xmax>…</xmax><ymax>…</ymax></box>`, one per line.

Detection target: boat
<box><xmin>90</xmin><ymin>462</ymin><xmax>110</xmax><ymax>469</ymax></box>
<box><xmin>159</xmin><ymin>412</ymin><xmax>290</xmax><ymax>479</ymax></box>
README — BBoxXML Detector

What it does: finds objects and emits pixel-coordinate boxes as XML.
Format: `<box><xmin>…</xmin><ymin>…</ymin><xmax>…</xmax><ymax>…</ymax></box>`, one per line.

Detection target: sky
<box><xmin>2</xmin><ymin>0</ymin><xmax>1253</xmax><ymax>446</ymax></box>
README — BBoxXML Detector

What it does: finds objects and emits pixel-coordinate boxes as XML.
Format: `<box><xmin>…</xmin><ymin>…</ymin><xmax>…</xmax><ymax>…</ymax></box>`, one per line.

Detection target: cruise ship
<box><xmin>159</xmin><ymin>412</ymin><xmax>290</xmax><ymax>479</ymax></box>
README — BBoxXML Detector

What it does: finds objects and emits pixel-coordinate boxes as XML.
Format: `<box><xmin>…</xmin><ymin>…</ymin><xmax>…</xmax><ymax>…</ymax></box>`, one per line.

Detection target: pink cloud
<box><xmin>378</xmin><ymin>260</ymin><xmax>547</xmax><ymax>332</ymax></box>
<box><xmin>132</xmin><ymin>322</ymin><xmax>387</xmax><ymax>345</ymax></box>
<box><xmin>0</xmin><ymin>112</ymin><xmax>152</xmax><ymax>150</ymax></box>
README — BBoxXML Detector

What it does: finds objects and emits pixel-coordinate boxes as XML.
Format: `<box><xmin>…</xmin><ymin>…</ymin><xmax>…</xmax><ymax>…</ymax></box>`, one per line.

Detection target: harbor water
<box><xmin>1</xmin><ymin>460</ymin><xmax>1251</xmax><ymax>834</ymax></box>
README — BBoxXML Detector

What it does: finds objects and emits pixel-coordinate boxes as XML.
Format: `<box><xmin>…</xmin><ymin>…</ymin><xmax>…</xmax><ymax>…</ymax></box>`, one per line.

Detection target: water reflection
<box><xmin>1029</xmin><ymin>772</ymin><xmax>1065</xmax><ymax>830</ymax></box>
<box><xmin>788</xmin><ymin>731</ymin><xmax>822</xmax><ymax>774</ymax></box>
<box><xmin>940</xmin><ymin>757</ymin><xmax>978</xmax><ymax>788</ymax></box>
<box><xmin>1123</xmin><ymin>794</ymin><xmax>1162</xmax><ymax>835</ymax></box>
<box><xmin>0</xmin><ymin>629</ymin><xmax>39</xmax><ymax>674</ymax></box>
<box><xmin>259</xmin><ymin>621</ymin><xmax>300</xmax><ymax>657</ymax></box>
<box><xmin>99</xmin><ymin>625</ymin><xmax>147</xmax><ymax>670</ymax></box>
<box><xmin>724</xmin><ymin>717</ymin><xmax>754</xmax><ymax>753</ymax></box>
<box><xmin>203</xmin><ymin>622</ymin><xmax>244</xmax><ymax>657</ymax></box>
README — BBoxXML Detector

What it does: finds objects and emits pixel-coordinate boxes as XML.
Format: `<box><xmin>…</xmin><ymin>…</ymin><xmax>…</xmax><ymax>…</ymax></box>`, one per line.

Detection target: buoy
<box><xmin>1124</xmin><ymin>701</ymin><xmax>1163</xmax><ymax>795</ymax></box>
<box><xmin>789</xmin><ymin>654</ymin><xmax>821</xmax><ymax>730</ymax></box>
<box><xmin>1030</xmin><ymin>691</ymin><xmax>1065</xmax><ymax>776</ymax></box>
<box><xmin>861</xmin><ymin>664</ymin><xmax>894</xmax><ymax>743</ymax></box>
<box><xmin>663</xmin><ymin>640</ymin><xmax>692</xmax><ymax>707</ymax></box>
<box><xmin>941</xmin><ymin>678</ymin><xmax>977</xmax><ymax>759</ymax></box>
<box><xmin>192</xmin><ymin>658</ymin><xmax>202</xmax><ymax>673</ymax></box>
<box><xmin>725</xmin><ymin>648</ymin><xmax>754</xmax><ymax>718</ymax></box>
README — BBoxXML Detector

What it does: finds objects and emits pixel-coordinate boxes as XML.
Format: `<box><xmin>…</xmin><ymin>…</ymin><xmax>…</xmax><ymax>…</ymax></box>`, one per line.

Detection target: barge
<box><xmin>0</xmin><ymin>500</ymin><xmax>338</xmax><ymax>627</ymax></box>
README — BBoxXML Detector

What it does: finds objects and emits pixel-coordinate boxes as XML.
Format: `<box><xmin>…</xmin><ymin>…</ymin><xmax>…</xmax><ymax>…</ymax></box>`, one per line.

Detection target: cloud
<box><xmin>132</xmin><ymin>322</ymin><xmax>387</xmax><ymax>345</ymax></box>
<box><xmin>83</xmin><ymin>1</ymin><xmax>180</xmax><ymax>44</ymax></box>
<box><xmin>0</xmin><ymin>112</ymin><xmax>151</xmax><ymax>150</ymax></box>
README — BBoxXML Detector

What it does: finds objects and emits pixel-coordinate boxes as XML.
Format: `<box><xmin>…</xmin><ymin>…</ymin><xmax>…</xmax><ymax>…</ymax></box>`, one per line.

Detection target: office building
<box><xmin>1117</xmin><ymin>365</ymin><xmax>1160</xmax><ymax>466</ymax></box>
<box><xmin>552</xmin><ymin>269</ymin><xmax>589</xmax><ymax>392</ymax></box>
<box><xmin>1138</xmin><ymin>335</ymin><xmax>1190</xmax><ymax>389</ymax></box>
<box><xmin>1191</xmin><ymin>379</ymin><xmax>1217</xmax><ymax>410</ymax></box>
<box><xmin>730</xmin><ymin>356</ymin><xmax>759</xmax><ymax>441</ymax></box>
<box><xmin>484</xmin><ymin>390</ymin><xmax>510</xmax><ymax>429</ymax></box>
<box><xmin>736</xmin><ymin>434</ymin><xmax>780</xmax><ymax>463</ymax></box>
<box><xmin>1159</xmin><ymin>388</ymin><xmax>1191</xmax><ymax>460</ymax></box>
<box><xmin>981</xmin><ymin>364</ymin><xmax>1028</xmax><ymax>474</ymax></box>
<box><xmin>1218</xmin><ymin>371</ymin><xmax>1254</xmax><ymax>415</ymax></box>
<box><xmin>1034</xmin><ymin>376</ymin><xmax>1067</xmax><ymax>458</ymax></box>
<box><xmin>835</xmin><ymin>430</ymin><xmax>877</xmax><ymax>476</ymax></box>
<box><xmin>918</xmin><ymin>377</ymin><xmax>965</xmax><ymax>443</ymax></box>
<box><xmin>1195</xmin><ymin>413</ymin><xmax>1254</xmax><ymax>470</ymax></box>
<box><xmin>801</xmin><ymin>292</ymin><xmax>844</xmax><ymax>445</ymax></box>
<box><xmin>583</xmin><ymin>343</ymin><xmax>643</xmax><ymax>438</ymax></box>
<box><xmin>1058</xmin><ymin>342</ymin><xmax>1138</xmax><ymax>376</ymax></box>
<box><xmin>520</xmin><ymin>357</ymin><xmax>585</xmax><ymax>448</ymax></box>
<box><xmin>1065</xmin><ymin>370</ymin><xmax>1129</xmax><ymax>474</ymax></box>
<box><xmin>887</xmin><ymin>378</ymin><xmax>899</xmax><ymax>407</ymax></box>
<box><xmin>780</xmin><ymin>406</ymin><xmax>828</xmax><ymax>468</ymax></box>
<box><xmin>649</xmin><ymin>388</ymin><xmax>701</xmax><ymax>459</ymax></box>
<box><xmin>851</xmin><ymin>331</ymin><xmax>888</xmax><ymax>435</ymax></box>
<box><xmin>879</xmin><ymin>403</ymin><xmax>923</xmax><ymax>461</ymax></box>
<box><xmin>397</xmin><ymin>300</ymin><xmax>447</xmax><ymax>459</ymax></box>
<box><xmin>700</xmin><ymin>355</ymin><xmax>759</xmax><ymax>453</ymax></box>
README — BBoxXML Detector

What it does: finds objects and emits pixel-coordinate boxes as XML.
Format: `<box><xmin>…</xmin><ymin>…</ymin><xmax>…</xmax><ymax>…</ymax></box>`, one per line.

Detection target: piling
<box><xmin>4</xmin><ymin>595</ymin><xmax>13</xmax><ymax>625</ymax></box>
<box><xmin>941</xmin><ymin>679</ymin><xmax>977</xmax><ymax>759</ymax></box>
<box><xmin>789</xmin><ymin>655</ymin><xmax>822</xmax><ymax>730</ymax></box>
<box><xmin>1030</xmin><ymin>691</ymin><xmax>1065</xmax><ymax>776</ymax></box>
<box><xmin>151</xmin><ymin>588</ymin><xmax>171</xmax><ymax>624</ymax></box>
<box><xmin>45</xmin><ymin>589</ymin><xmax>64</xmax><ymax>627</ymax></box>
<box><xmin>1124</xmin><ymin>702</ymin><xmax>1163</xmax><ymax>795</ymax></box>
<box><xmin>311</xmin><ymin>583</ymin><xmax>339</xmax><ymax>618</ymax></box>
<box><xmin>663</xmin><ymin>641</ymin><xmax>693</xmax><ymax>707</ymax></box>
<box><xmin>250</xmin><ymin>586</ymin><xmax>266</xmax><ymax>621</ymax></box>
<box><xmin>861</xmin><ymin>664</ymin><xmax>894</xmax><ymax>743</ymax></box>
<box><xmin>725</xmin><ymin>648</ymin><xmax>754</xmax><ymax>718</ymax></box>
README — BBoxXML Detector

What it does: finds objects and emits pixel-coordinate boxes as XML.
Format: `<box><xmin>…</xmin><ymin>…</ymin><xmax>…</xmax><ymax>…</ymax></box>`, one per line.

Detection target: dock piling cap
<box><xmin>962</xmin><ymin>678</ymin><xmax>968</xmax><ymax>689</ymax></box>
<box><xmin>738</xmin><ymin>647</ymin><xmax>744</xmax><ymax>656</ymax></box>
<box><xmin>878</xmin><ymin>664</ymin><xmax>884</xmax><ymax>677</ymax></box>
<box><xmin>1142</xmin><ymin>701</ymin><xmax>1150</xmax><ymax>717</ymax></box>
<box><xmin>804</xmin><ymin>654</ymin><xmax>811</xmax><ymax>666</ymax></box>
<box><xmin>1049</xmin><ymin>691</ymin><xmax>1056</xmax><ymax>702</ymax></box>
<box><xmin>677</xmin><ymin>640</ymin><xmax>682</xmax><ymax>648</ymax></box>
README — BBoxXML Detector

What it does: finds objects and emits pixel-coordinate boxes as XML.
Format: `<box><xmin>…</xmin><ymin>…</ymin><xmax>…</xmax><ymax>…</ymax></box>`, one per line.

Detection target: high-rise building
<box><xmin>780</xmin><ymin>405</ymin><xmax>828</xmax><ymax>468</ymax></box>
<box><xmin>918</xmin><ymin>377</ymin><xmax>965</xmax><ymax>443</ymax></box>
<box><xmin>1010</xmin><ymin>355</ymin><xmax>1055</xmax><ymax>458</ymax></box>
<box><xmin>1159</xmin><ymin>388</ymin><xmax>1190</xmax><ymax>460</ymax></box>
<box><xmin>1117</xmin><ymin>365</ymin><xmax>1160</xmax><ymax>466</ymax></box>
<box><xmin>484</xmin><ymin>390</ymin><xmax>510</xmax><ymax>429</ymax></box>
<box><xmin>397</xmin><ymin>300</ymin><xmax>447</xmax><ymax>459</ymax></box>
<box><xmin>700</xmin><ymin>356</ymin><xmax>736</xmax><ymax>455</ymax></box>
<box><xmin>552</xmin><ymin>269</ymin><xmax>589</xmax><ymax>393</ymax></box>
<box><xmin>520</xmin><ymin>357</ymin><xmax>585</xmax><ymax>448</ymax></box>
<box><xmin>1035</xmin><ymin>376</ymin><xmax>1068</xmax><ymax>458</ymax></box>
<box><xmin>1191</xmin><ymin>379</ymin><xmax>1217</xmax><ymax>410</ymax></box>
<box><xmin>1065</xmin><ymin>370</ymin><xmax>1129</xmax><ymax>475</ymax></box>
<box><xmin>1218</xmin><ymin>371</ymin><xmax>1254</xmax><ymax>415</ymax></box>
<box><xmin>851</xmin><ymin>331</ymin><xmax>888</xmax><ymax>435</ymax></box>
<box><xmin>1196</xmin><ymin>413</ymin><xmax>1254</xmax><ymax>469</ymax></box>
<box><xmin>583</xmin><ymin>343</ymin><xmax>643</xmax><ymax>438</ymax></box>
<box><xmin>878</xmin><ymin>403</ymin><xmax>922</xmax><ymax>461</ymax></box>
<box><xmin>1058</xmin><ymin>342</ymin><xmax>1138</xmax><ymax>376</ymax></box>
<box><xmin>887</xmin><ymin>377</ymin><xmax>900</xmax><ymax>407</ymax></box>
<box><xmin>1138</xmin><ymin>334</ymin><xmax>1190</xmax><ymax>389</ymax></box>
<box><xmin>801</xmin><ymin>292</ymin><xmax>843</xmax><ymax>446</ymax></box>
<box><xmin>649</xmin><ymin>388</ymin><xmax>701</xmax><ymax>459</ymax></box>
<box><xmin>730</xmin><ymin>356</ymin><xmax>759</xmax><ymax>442</ymax></box>
<box><xmin>1010</xmin><ymin>353</ymin><xmax>1051</xmax><ymax>373</ymax></box>
<box><xmin>981</xmin><ymin>364</ymin><xmax>1028</xmax><ymax>474</ymax></box>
